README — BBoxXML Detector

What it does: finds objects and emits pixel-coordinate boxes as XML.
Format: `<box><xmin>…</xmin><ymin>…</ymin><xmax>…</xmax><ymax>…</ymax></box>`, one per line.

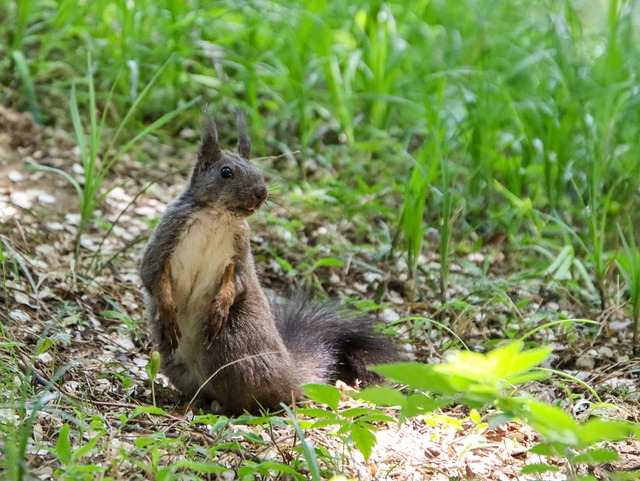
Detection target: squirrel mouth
<box><xmin>234</xmin><ymin>206</ymin><xmax>259</xmax><ymax>217</ymax></box>
<box><xmin>232</xmin><ymin>197</ymin><xmax>266</xmax><ymax>218</ymax></box>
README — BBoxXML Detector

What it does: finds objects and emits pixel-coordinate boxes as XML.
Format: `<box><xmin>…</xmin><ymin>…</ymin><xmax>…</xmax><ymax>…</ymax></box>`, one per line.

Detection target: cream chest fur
<box><xmin>169</xmin><ymin>210</ymin><xmax>238</xmax><ymax>340</ymax></box>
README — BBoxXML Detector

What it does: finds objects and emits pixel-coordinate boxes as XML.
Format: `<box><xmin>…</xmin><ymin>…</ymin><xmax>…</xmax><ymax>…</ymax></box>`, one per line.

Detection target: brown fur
<box><xmin>140</xmin><ymin>110</ymin><xmax>397</xmax><ymax>415</ymax></box>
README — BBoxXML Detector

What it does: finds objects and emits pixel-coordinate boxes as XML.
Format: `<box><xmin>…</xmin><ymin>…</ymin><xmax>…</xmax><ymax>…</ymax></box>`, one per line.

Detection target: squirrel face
<box><xmin>187</xmin><ymin>110</ymin><xmax>267</xmax><ymax>218</ymax></box>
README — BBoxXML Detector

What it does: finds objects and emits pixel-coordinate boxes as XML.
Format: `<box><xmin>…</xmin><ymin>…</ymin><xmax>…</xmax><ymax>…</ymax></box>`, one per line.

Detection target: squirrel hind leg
<box><xmin>162</xmin><ymin>355</ymin><xmax>204</xmax><ymax>401</ymax></box>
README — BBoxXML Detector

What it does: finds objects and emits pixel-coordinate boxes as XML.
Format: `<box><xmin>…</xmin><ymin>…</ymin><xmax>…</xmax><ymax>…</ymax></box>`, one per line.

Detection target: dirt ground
<box><xmin>1</xmin><ymin>105</ymin><xmax>639</xmax><ymax>480</ymax></box>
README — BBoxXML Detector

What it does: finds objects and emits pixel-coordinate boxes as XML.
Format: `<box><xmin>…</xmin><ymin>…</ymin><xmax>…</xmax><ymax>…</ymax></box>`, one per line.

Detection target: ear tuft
<box><xmin>236</xmin><ymin>109</ymin><xmax>251</xmax><ymax>159</ymax></box>
<box><xmin>197</xmin><ymin>106</ymin><xmax>221</xmax><ymax>170</ymax></box>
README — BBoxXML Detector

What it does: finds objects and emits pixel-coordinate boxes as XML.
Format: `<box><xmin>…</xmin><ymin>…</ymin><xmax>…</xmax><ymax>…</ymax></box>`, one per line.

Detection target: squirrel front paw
<box><xmin>203</xmin><ymin>298</ymin><xmax>231</xmax><ymax>348</ymax></box>
<box><xmin>158</xmin><ymin>304</ymin><xmax>181</xmax><ymax>353</ymax></box>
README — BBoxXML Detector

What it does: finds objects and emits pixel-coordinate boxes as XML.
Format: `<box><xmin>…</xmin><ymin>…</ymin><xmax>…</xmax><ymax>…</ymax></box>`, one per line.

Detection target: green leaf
<box><xmin>528</xmin><ymin>442</ymin><xmax>566</xmax><ymax>457</ymax></box>
<box><xmin>521</xmin><ymin>463</ymin><xmax>559</xmax><ymax>474</ymax></box>
<box><xmin>351</xmin><ymin>412</ymin><xmax>397</xmax><ymax>424</ymax></box>
<box><xmin>310</xmin><ymin>418</ymin><xmax>342</xmax><ymax>429</ymax></box>
<box><xmin>610</xmin><ymin>470</ymin><xmax>640</xmax><ymax>481</ymax></box>
<box><xmin>55</xmin><ymin>423</ymin><xmax>72</xmax><ymax>465</ymax></box>
<box><xmin>172</xmin><ymin>460</ymin><xmax>228</xmax><ymax>474</ymax></box>
<box><xmin>312</xmin><ymin>257</ymin><xmax>344</xmax><ymax>269</ymax></box>
<box><xmin>578</xmin><ymin>419</ymin><xmax>637</xmax><ymax>446</ymax></box>
<box><xmin>401</xmin><ymin>393</ymin><xmax>446</xmax><ymax>418</ymax></box>
<box><xmin>131</xmin><ymin>406</ymin><xmax>168</xmax><ymax>417</ymax></box>
<box><xmin>302</xmin><ymin>384</ymin><xmax>341</xmax><ymax>412</ymax></box>
<box><xmin>572</xmin><ymin>448</ymin><xmax>620</xmax><ymax>464</ymax></box>
<box><xmin>499</xmin><ymin>398</ymin><xmax>580</xmax><ymax>445</ymax></box>
<box><xmin>36</xmin><ymin>338</ymin><xmax>53</xmax><ymax>356</ymax></box>
<box><xmin>146</xmin><ymin>351</ymin><xmax>161</xmax><ymax>382</ymax></box>
<box><xmin>296</xmin><ymin>407</ymin><xmax>337</xmax><ymax>419</ymax></box>
<box><xmin>72</xmin><ymin>432</ymin><xmax>104</xmax><ymax>461</ymax></box>
<box><xmin>469</xmin><ymin>409</ymin><xmax>481</xmax><ymax>424</ymax></box>
<box><xmin>350</xmin><ymin>423</ymin><xmax>376</xmax><ymax>461</ymax></box>
<box><xmin>355</xmin><ymin>386</ymin><xmax>406</xmax><ymax>407</ymax></box>
<box><xmin>281</xmin><ymin>404</ymin><xmax>322</xmax><ymax>481</ymax></box>
<box><xmin>508</xmin><ymin>370</ymin><xmax>550</xmax><ymax>385</ymax></box>
<box><xmin>372</xmin><ymin>363</ymin><xmax>456</xmax><ymax>394</ymax></box>
<box><xmin>340</xmin><ymin>407</ymin><xmax>381</xmax><ymax>418</ymax></box>
<box><xmin>237</xmin><ymin>460</ymin><xmax>305</xmax><ymax>480</ymax></box>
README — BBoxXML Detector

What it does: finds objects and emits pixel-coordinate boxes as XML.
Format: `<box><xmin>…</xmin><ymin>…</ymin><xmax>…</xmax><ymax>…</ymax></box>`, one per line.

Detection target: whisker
<box><xmin>266</xmin><ymin>199</ymin><xmax>293</xmax><ymax>217</ymax></box>
<box><xmin>253</xmin><ymin>151</ymin><xmax>301</xmax><ymax>163</ymax></box>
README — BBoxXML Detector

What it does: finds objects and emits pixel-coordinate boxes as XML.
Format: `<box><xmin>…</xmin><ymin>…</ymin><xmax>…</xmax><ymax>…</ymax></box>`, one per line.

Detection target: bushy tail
<box><xmin>269</xmin><ymin>292</ymin><xmax>399</xmax><ymax>386</ymax></box>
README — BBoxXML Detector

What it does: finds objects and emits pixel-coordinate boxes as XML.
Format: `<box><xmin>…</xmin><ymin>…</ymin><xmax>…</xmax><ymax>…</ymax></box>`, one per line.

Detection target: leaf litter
<box><xmin>0</xmin><ymin>105</ymin><xmax>639</xmax><ymax>479</ymax></box>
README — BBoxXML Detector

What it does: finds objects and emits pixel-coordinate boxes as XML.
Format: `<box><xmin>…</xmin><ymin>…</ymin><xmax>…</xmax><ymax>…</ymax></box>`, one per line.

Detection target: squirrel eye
<box><xmin>220</xmin><ymin>166</ymin><xmax>234</xmax><ymax>179</ymax></box>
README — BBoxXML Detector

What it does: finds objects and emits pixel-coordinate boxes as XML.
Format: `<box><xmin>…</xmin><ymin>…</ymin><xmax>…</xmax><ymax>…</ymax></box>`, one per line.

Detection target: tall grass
<box><xmin>617</xmin><ymin>223</ymin><xmax>640</xmax><ymax>356</ymax></box>
<box><xmin>2</xmin><ymin>0</ymin><xmax>640</xmax><ymax>310</ymax></box>
<box><xmin>32</xmin><ymin>53</ymin><xmax>199</xmax><ymax>266</ymax></box>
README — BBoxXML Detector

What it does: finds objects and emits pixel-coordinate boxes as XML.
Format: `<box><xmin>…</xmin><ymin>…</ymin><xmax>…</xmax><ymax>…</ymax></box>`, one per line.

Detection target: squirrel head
<box><xmin>187</xmin><ymin>110</ymin><xmax>268</xmax><ymax>218</ymax></box>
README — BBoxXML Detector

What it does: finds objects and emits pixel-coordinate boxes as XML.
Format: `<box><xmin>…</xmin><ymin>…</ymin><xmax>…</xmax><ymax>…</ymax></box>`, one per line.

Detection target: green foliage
<box><xmin>3</xmin><ymin>0</ymin><xmax>640</xmax><ymax>308</ymax></box>
<box><xmin>145</xmin><ymin>351</ymin><xmax>161</xmax><ymax>407</ymax></box>
<box><xmin>2</xmin><ymin>1</ymin><xmax>640</xmax><ymax>479</ymax></box>
<box><xmin>298</xmin><ymin>384</ymin><xmax>395</xmax><ymax>463</ymax></box>
<box><xmin>360</xmin><ymin>341</ymin><xmax>639</xmax><ymax>480</ymax></box>
<box><xmin>29</xmin><ymin>52</ymin><xmax>199</xmax><ymax>267</ymax></box>
<box><xmin>617</xmin><ymin>223</ymin><xmax>640</xmax><ymax>355</ymax></box>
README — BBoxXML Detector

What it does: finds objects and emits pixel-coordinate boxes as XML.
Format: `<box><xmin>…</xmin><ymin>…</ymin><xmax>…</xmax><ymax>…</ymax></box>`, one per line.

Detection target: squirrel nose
<box><xmin>252</xmin><ymin>184</ymin><xmax>268</xmax><ymax>202</ymax></box>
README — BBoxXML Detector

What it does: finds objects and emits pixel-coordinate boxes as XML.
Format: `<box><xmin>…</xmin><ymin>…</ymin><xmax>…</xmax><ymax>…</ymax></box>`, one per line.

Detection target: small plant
<box><xmin>357</xmin><ymin>341</ymin><xmax>640</xmax><ymax>480</ymax></box>
<box><xmin>617</xmin><ymin>222</ymin><xmax>640</xmax><ymax>356</ymax></box>
<box><xmin>145</xmin><ymin>351</ymin><xmax>161</xmax><ymax>407</ymax></box>
<box><xmin>32</xmin><ymin>52</ymin><xmax>199</xmax><ymax>266</ymax></box>
<box><xmin>0</xmin><ymin>336</ymin><xmax>74</xmax><ymax>481</ymax></box>
<box><xmin>297</xmin><ymin>384</ymin><xmax>395</xmax><ymax>464</ymax></box>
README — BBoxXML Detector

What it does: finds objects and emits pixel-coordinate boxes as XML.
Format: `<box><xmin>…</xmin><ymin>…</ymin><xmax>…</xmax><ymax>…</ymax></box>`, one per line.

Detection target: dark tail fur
<box><xmin>269</xmin><ymin>292</ymin><xmax>399</xmax><ymax>386</ymax></box>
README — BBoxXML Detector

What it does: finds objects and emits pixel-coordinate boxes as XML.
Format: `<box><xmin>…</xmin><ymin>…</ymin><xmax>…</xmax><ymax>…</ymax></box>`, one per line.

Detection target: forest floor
<box><xmin>1</xmin><ymin>105</ymin><xmax>639</xmax><ymax>480</ymax></box>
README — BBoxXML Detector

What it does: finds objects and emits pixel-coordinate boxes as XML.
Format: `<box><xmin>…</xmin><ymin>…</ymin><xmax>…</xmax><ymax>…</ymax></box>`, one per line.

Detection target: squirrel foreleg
<box><xmin>204</xmin><ymin>260</ymin><xmax>236</xmax><ymax>348</ymax></box>
<box><xmin>157</xmin><ymin>260</ymin><xmax>181</xmax><ymax>353</ymax></box>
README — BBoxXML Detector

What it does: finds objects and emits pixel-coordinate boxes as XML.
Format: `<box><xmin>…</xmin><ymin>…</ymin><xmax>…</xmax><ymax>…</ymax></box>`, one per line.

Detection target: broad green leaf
<box><xmin>578</xmin><ymin>419</ymin><xmax>637</xmax><ymax>447</ymax></box>
<box><xmin>372</xmin><ymin>363</ymin><xmax>456</xmax><ymax>394</ymax></box>
<box><xmin>528</xmin><ymin>442</ymin><xmax>567</xmax><ymax>457</ymax></box>
<box><xmin>310</xmin><ymin>418</ymin><xmax>342</xmax><ymax>429</ymax></box>
<box><xmin>72</xmin><ymin>432</ymin><xmax>104</xmax><ymax>461</ymax></box>
<box><xmin>572</xmin><ymin>447</ymin><xmax>620</xmax><ymax>464</ymax></box>
<box><xmin>469</xmin><ymin>409</ymin><xmax>481</xmax><ymax>424</ymax></box>
<box><xmin>499</xmin><ymin>346</ymin><xmax>552</xmax><ymax>380</ymax></box>
<box><xmin>508</xmin><ymin>370</ymin><xmax>550</xmax><ymax>385</ymax></box>
<box><xmin>610</xmin><ymin>470</ymin><xmax>640</xmax><ymax>481</ymax></box>
<box><xmin>297</xmin><ymin>407</ymin><xmax>337</xmax><ymax>419</ymax></box>
<box><xmin>353</xmin><ymin>413</ymin><xmax>397</xmax><ymax>424</ymax></box>
<box><xmin>340</xmin><ymin>407</ymin><xmax>382</xmax><ymax>418</ymax></box>
<box><xmin>55</xmin><ymin>423</ymin><xmax>72</xmax><ymax>465</ymax></box>
<box><xmin>302</xmin><ymin>384</ymin><xmax>341</xmax><ymax>412</ymax></box>
<box><xmin>355</xmin><ymin>386</ymin><xmax>406</xmax><ymax>407</ymax></box>
<box><xmin>350</xmin><ymin>423</ymin><xmax>376</xmax><ymax>461</ymax></box>
<box><xmin>500</xmin><ymin>398</ymin><xmax>580</xmax><ymax>445</ymax></box>
<box><xmin>521</xmin><ymin>463</ymin><xmax>559</xmax><ymax>474</ymax></box>
<box><xmin>238</xmin><ymin>460</ymin><xmax>305</xmax><ymax>480</ymax></box>
<box><xmin>400</xmin><ymin>393</ymin><xmax>446</xmax><ymax>419</ymax></box>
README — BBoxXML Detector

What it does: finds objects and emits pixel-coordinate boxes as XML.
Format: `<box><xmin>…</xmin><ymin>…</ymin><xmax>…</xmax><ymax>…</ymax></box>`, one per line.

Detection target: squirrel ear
<box><xmin>196</xmin><ymin>107</ymin><xmax>221</xmax><ymax>170</ymax></box>
<box><xmin>236</xmin><ymin>109</ymin><xmax>251</xmax><ymax>159</ymax></box>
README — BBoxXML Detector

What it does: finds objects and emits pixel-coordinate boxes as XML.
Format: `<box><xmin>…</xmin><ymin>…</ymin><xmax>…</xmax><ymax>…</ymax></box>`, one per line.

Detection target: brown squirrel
<box><xmin>140</xmin><ymin>110</ymin><xmax>397</xmax><ymax>415</ymax></box>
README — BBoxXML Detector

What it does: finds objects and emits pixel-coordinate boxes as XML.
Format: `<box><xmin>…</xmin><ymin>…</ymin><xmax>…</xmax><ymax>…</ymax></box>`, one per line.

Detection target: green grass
<box><xmin>2</xmin><ymin>0</ymin><xmax>640</xmax><ymax>479</ymax></box>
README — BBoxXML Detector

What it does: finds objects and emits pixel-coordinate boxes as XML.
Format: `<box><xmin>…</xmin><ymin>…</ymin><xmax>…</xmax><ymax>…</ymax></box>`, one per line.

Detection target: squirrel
<box><xmin>140</xmin><ymin>110</ymin><xmax>398</xmax><ymax>415</ymax></box>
